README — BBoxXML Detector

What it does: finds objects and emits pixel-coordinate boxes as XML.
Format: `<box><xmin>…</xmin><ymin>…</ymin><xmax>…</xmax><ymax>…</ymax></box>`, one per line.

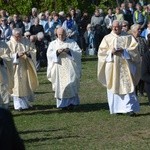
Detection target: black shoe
<box><xmin>67</xmin><ymin>104</ymin><xmax>75</xmax><ymax>111</ymax></box>
<box><xmin>61</xmin><ymin>104</ymin><xmax>75</xmax><ymax>111</ymax></box>
<box><xmin>16</xmin><ymin>108</ymin><xmax>23</xmax><ymax>112</ymax></box>
<box><xmin>116</xmin><ymin>113</ymin><xmax>123</xmax><ymax>115</ymax></box>
<box><xmin>61</xmin><ymin>107</ymin><xmax>68</xmax><ymax>111</ymax></box>
<box><xmin>127</xmin><ymin>111</ymin><xmax>136</xmax><ymax>117</ymax></box>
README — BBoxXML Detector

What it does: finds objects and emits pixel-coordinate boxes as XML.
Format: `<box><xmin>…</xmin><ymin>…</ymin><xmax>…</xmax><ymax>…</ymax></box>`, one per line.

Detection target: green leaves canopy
<box><xmin>0</xmin><ymin>0</ymin><xmax>117</xmax><ymax>15</ymax></box>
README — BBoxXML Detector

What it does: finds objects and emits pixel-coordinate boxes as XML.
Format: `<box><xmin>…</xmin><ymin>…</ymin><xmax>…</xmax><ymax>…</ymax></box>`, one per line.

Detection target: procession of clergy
<box><xmin>0</xmin><ymin>19</ymin><xmax>149</xmax><ymax>117</ymax></box>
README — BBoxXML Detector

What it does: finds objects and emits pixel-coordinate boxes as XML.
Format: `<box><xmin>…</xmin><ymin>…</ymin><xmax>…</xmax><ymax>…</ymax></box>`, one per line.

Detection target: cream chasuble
<box><xmin>98</xmin><ymin>31</ymin><xmax>141</xmax><ymax>95</ymax></box>
<box><xmin>7</xmin><ymin>37</ymin><xmax>38</xmax><ymax>97</ymax></box>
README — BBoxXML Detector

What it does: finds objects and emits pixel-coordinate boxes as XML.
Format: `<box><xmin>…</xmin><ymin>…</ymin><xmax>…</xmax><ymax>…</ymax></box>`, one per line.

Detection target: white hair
<box><xmin>122</xmin><ymin>20</ymin><xmax>129</xmax><ymax>26</ymax></box>
<box><xmin>38</xmin><ymin>12</ymin><xmax>44</xmax><ymax>19</ymax></box>
<box><xmin>56</xmin><ymin>24</ymin><xmax>62</xmax><ymax>29</ymax></box>
<box><xmin>37</xmin><ymin>32</ymin><xmax>44</xmax><ymax>39</ymax></box>
<box><xmin>59</xmin><ymin>11</ymin><xmax>65</xmax><ymax>16</ymax></box>
<box><xmin>12</xmin><ymin>28</ymin><xmax>22</xmax><ymax>36</ymax></box>
<box><xmin>32</xmin><ymin>7</ymin><xmax>37</xmax><ymax>12</ymax></box>
<box><xmin>130</xmin><ymin>24</ymin><xmax>140</xmax><ymax>32</ymax></box>
<box><xmin>7</xmin><ymin>16</ymin><xmax>13</xmax><ymax>22</ymax></box>
<box><xmin>99</xmin><ymin>9</ymin><xmax>103</xmax><ymax>14</ymax></box>
<box><xmin>87</xmin><ymin>23</ymin><xmax>92</xmax><ymax>29</ymax></box>
<box><xmin>24</xmin><ymin>31</ymin><xmax>31</xmax><ymax>36</ymax></box>
<box><xmin>112</xmin><ymin>20</ymin><xmax>122</xmax><ymax>26</ymax></box>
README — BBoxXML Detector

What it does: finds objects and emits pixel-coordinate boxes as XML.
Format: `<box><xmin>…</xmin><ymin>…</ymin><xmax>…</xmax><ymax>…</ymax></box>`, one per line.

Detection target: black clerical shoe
<box><xmin>67</xmin><ymin>104</ymin><xmax>75</xmax><ymax>111</ymax></box>
<box><xmin>126</xmin><ymin>111</ymin><xmax>137</xmax><ymax>117</ymax></box>
<box><xmin>116</xmin><ymin>113</ymin><xmax>123</xmax><ymax>115</ymax></box>
<box><xmin>16</xmin><ymin>108</ymin><xmax>23</xmax><ymax>112</ymax></box>
<box><xmin>61</xmin><ymin>107</ymin><xmax>68</xmax><ymax>111</ymax></box>
<box><xmin>61</xmin><ymin>104</ymin><xmax>75</xmax><ymax>111</ymax></box>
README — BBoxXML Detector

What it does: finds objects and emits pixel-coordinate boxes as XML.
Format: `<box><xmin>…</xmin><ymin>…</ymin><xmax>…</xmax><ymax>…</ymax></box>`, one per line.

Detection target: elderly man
<box><xmin>7</xmin><ymin>28</ymin><xmax>38</xmax><ymax>111</ymax></box>
<box><xmin>47</xmin><ymin>27</ymin><xmax>82</xmax><ymax>110</ymax></box>
<box><xmin>97</xmin><ymin>20</ymin><xmax>141</xmax><ymax>116</ymax></box>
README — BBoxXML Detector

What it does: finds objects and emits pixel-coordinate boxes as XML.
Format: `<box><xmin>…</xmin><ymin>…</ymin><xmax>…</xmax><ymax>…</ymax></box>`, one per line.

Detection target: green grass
<box><xmin>11</xmin><ymin>56</ymin><xmax>150</xmax><ymax>150</ymax></box>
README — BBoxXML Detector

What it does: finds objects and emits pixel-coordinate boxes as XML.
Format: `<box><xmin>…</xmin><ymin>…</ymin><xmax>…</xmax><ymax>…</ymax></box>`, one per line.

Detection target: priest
<box><xmin>7</xmin><ymin>28</ymin><xmax>38</xmax><ymax>111</ymax></box>
<box><xmin>97</xmin><ymin>20</ymin><xmax>141</xmax><ymax>116</ymax></box>
<box><xmin>47</xmin><ymin>27</ymin><xmax>82</xmax><ymax>110</ymax></box>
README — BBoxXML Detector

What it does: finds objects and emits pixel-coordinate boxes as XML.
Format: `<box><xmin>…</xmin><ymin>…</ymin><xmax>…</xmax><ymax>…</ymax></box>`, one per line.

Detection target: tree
<box><xmin>0</xmin><ymin>0</ymin><xmax>117</xmax><ymax>16</ymax></box>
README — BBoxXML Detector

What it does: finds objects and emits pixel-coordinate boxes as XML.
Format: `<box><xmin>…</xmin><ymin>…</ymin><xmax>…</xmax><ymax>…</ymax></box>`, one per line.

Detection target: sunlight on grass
<box><xmin>11</xmin><ymin>56</ymin><xmax>150</xmax><ymax>150</ymax></box>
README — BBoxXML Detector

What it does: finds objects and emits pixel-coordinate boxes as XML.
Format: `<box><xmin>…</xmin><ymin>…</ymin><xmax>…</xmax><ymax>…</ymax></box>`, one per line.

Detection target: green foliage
<box><xmin>98</xmin><ymin>0</ymin><xmax>117</xmax><ymax>13</ymax></box>
<box><xmin>0</xmin><ymin>0</ymin><xmax>117</xmax><ymax>16</ymax></box>
<box><xmin>0</xmin><ymin>0</ymin><xmax>35</xmax><ymax>15</ymax></box>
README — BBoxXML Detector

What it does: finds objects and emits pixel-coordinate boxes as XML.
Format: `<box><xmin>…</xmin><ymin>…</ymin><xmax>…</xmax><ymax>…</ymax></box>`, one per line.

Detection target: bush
<box><xmin>0</xmin><ymin>0</ymin><xmax>117</xmax><ymax>16</ymax></box>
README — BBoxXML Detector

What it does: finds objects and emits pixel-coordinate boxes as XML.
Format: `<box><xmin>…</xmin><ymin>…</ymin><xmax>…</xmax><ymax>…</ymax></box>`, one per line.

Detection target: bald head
<box><xmin>56</xmin><ymin>27</ymin><xmax>66</xmax><ymax>41</ymax></box>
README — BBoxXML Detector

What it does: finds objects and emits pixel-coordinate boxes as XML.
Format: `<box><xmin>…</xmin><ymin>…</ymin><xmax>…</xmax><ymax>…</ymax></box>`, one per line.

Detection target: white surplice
<box><xmin>47</xmin><ymin>38</ymin><xmax>82</xmax><ymax>108</ymax></box>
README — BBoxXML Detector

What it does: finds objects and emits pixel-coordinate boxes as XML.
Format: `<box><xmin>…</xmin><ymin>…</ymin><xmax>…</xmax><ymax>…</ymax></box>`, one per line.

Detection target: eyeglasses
<box><xmin>26</xmin><ymin>35</ymin><xmax>30</xmax><ymax>37</ymax></box>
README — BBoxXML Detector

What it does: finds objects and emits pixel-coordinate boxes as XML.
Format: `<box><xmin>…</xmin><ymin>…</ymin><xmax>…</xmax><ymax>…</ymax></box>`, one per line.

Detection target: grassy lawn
<box><xmin>11</xmin><ymin>56</ymin><xmax>150</xmax><ymax>150</ymax></box>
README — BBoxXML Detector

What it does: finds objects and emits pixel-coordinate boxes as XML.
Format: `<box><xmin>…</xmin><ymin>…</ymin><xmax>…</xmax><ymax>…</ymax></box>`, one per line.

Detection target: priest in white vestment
<box><xmin>0</xmin><ymin>40</ymin><xmax>13</xmax><ymax>109</ymax></box>
<box><xmin>7</xmin><ymin>28</ymin><xmax>39</xmax><ymax>111</ymax></box>
<box><xmin>47</xmin><ymin>27</ymin><xmax>82</xmax><ymax>110</ymax></box>
<box><xmin>97</xmin><ymin>20</ymin><xmax>141</xmax><ymax>116</ymax></box>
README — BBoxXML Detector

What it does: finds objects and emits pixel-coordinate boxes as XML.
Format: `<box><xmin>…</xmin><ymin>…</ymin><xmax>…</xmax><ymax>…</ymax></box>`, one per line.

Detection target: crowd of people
<box><xmin>0</xmin><ymin>1</ymin><xmax>149</xmax><ymax>115</ymax></box>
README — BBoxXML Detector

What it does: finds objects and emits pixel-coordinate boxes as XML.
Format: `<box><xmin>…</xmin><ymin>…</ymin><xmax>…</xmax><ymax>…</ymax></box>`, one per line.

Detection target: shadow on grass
<box><xmin>24</xmin><ymin>135</ymin><xmax>80</xmax><ymax>143</ymax></box>
<box><xmin>13</xmin><ymin>102</ymin><xmax>109</xmax><ymax>117</ymax></box>
<box><xmin>139</xmin><ymin>102</ymin><xmax>149</xmax><ymax>106</ymax></box>
<box><xmin>35</xmin><ymin>91</ymin><xmax>53</xmax><ymax>94</ymax></box>
<box><xmin>75</xmin><ymin>102</ymin><xmax>109</xmax><ymax>112</ymax></box>
<box><xmin>19</xmin><ymin>128</ymin><xmax>64</xmax><ymax>134</ymax></box>
<box><xmin>82</xmin><ymin>57</ymin><xmax>98</xmax><ymax>62</ymax></box>
<box><xmin>137</xmin><ymin>113</ymin><xmax>150</xmax><ymax>117</ymax></box>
